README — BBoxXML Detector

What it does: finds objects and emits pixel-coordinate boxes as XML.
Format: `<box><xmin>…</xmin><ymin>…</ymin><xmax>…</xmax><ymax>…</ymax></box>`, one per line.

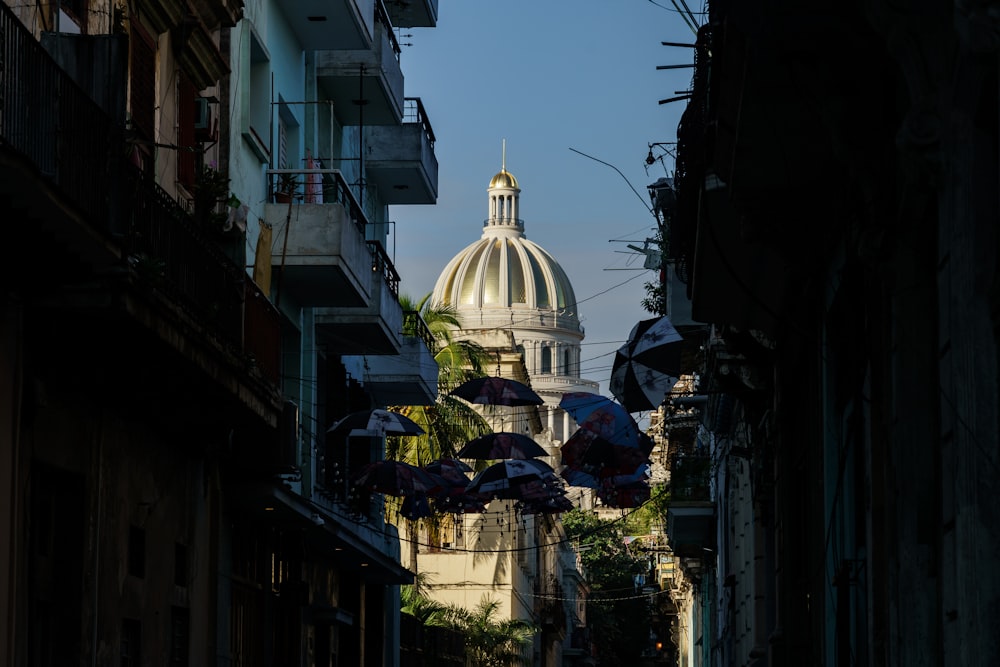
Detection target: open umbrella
<box><xmin>424</xmin><ymin>458</ymin><xmax>474</xmax><ymax>484</ymax></box>
<box><xmin>598</xmin><ymin>482</ymin><xmax>651</xmax><ymax>509</ymax></box>
<box><xmin>466</xmin><ymin>459</ymin><xmax>556</xmax><ymax>499</ymax></box>
<box><xmin>560</xmin><ymin>429</ymin><xmax>616</xmax><ymax>472</ymax></box>
<box><xmin>609</xmin><ymin>316</ymin><xmax>684</xmax><ymax>412</ymax></box>
<box><xmin>457</xmin><ymin>432</ymin><xmax>548</xmax><ymax>460</ymax></box>
<box><xmin>328</xmin><ymin>409</ymin><xmax>424</xmax><ymax>437</ymax></box>
<box><xmin>450</xmin><ymin>376</ymin><xmax>544</xmax><ymax>406</ymax></box>
<box><xmin>350</xmin><ymin>460</ymin><xmax>443</xmax><ymax>497</ymax></box>
<box><xmin>559</xmin><ymin>392</ymin><xmax>642</xmax><ymax>449</ymax></box>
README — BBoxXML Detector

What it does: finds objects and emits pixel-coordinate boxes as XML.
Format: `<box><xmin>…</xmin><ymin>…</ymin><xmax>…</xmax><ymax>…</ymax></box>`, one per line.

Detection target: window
<box><xmin>242</xmin><ymin>25</ymin><xmax>271</xmax><ymax>161</ymax></box>
<box><xmin>128</xmin><ymin>526</ymin><xmax>145</xmax><ymax>578</ymax></box>
<box><xmin>129</xmin><ymin>19</ymin><xmax>156</xmax><ymax>171</ymax></box>
<box><xmin>120</xmin><ymin>618</ymin><xmax>141</xmax><ymax>667</ymax></box>
<box><xmin>177</xmin><ymin>73</ymin><xmax>198</xmax><ymax>191</ymax></box>
<box><xmin>170</xmin><ymin>607</ymin><xmax>189</xmax><ymax>666</ymax></box>
<box><xmin>174</xmin><ymin>543</ymin><xmax>188</xmax><ymax>587</ymax></box>
<box><xmin>541</xmin><ymin>347</ymin><xmax>552</xmax><ymax>374</ymax></box>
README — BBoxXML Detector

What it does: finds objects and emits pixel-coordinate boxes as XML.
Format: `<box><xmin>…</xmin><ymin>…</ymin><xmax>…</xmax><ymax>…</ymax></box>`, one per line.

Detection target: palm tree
<box><xmin>389</xmin><ymin>293</ymin><xmax>496</xmax><ymax>572</ymax></box>
<box><xmin>437</xmin><ymin>596</ymin><xmax>538</xmax><ymax>667</ymax></box>
<box><xmin>389</xmin><ymin>293</ymin><xmax>494</xmax><ymax>465</ymax></box>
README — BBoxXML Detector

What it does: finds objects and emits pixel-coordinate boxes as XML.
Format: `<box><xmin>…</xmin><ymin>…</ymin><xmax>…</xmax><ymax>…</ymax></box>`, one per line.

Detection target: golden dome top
<box><xmin>489</xmin><ymin>168</ymin><xmax>519</xmax><ymax>189</ymax></box>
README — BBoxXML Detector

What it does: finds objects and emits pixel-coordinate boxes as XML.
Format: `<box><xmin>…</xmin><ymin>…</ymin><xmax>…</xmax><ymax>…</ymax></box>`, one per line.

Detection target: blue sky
<box><xmin>390</xmin><ymin>1</ymin><xmax>700</xmax><ymax>408</ymax></box>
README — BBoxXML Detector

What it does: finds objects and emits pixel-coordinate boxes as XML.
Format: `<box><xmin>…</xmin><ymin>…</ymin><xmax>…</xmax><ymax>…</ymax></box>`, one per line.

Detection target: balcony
<box><xmin>314</xmin><ymin>240</ymin><xmax>403</xmax><ymax>355</ymax></box>
<box><xmin>666</xmin><ymin>452</ymin><xmax>714</xmax><ymax>557</ymax></box>
<box><xmin>279</xmin><ymin>0</ymin><xmax>375</xmax><ymax>52</ymax></box>
<box><xmin>315</xmin><ymin>13</ymin><xmax>403</xmax><ymax>126</ymax></box>
<box><xmin>667</xmin><ymin>503</ymin><xmax>715</xmax><ymax>558</ymax></box>
<box><xmin>382</xmin><ymin>0</ymin><xmax>438</xmax><ymax>27</ymax></box>
<box><xmin>0</xmin><ymin>1</ymin><xmax>282</xmax><ymax>421</ymax></box>
<box><xmin>362</xmin><ymin>310</ymin><xmax>439</xmax><ymax>406</ymax></box>
<box><xmin>265</xmin><ymin>169</ymin><xmax>373</xmax><ymax>308</ymax></box>
<box><xmin>364</xmin><ymin>98</ymin><xmax>439</xmax><ymax>204</ymax></box>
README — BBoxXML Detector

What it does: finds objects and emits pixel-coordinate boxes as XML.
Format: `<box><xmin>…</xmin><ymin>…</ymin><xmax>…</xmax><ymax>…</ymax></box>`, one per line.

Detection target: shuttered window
<box><xmin>129</xmin><ymin>20</ymin><xmax>156</xmax><ymax>144</ymax></box>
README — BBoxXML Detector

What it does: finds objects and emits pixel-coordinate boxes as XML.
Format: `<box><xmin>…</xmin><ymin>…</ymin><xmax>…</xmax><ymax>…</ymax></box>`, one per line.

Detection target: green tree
<box><xmin>402</xmin><ymin>587</ymin><xmax>539</xmax><ymax>667</ymax></box>
<box><xmin>562</xmin><ymin>509</ymin><xmax>651</xmax><ymax>667</ymax></box>
<box><xmin>389</xmin><ymin>293</ymin><xmax>494</xmax><ymax>466</ymax></box>
<box><xmin>437</xmin><ymin>596</ymin><xmax>538</xmax><ymax>667</ymax></box>
<box><xmin>388</xmin><ymin>294</ymin><xmax>496</xmax><ymax>573</ymax></box>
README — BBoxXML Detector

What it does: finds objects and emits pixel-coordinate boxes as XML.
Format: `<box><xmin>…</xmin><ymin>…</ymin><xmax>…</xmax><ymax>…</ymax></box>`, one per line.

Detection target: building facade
<box><xmin>0</xmin><ymin>0</ymin><xmax>442</xmax><ymax>665</ymax></box>
<box><xmin>655</xmin><ymin>1</ymin><xmax>1000</xmax><ymax>665</ymax></box>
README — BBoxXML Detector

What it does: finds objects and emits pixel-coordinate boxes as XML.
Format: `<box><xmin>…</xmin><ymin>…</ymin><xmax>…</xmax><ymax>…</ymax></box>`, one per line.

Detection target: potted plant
<box><xmin>274</xmin><ymin>166</ymin><xmax>297</xmax><ymax>203</ymax></box>
<box><xmin>192</xmin><ymin>162</ymin><xmax>231</xmax><ymax>229</ymax></box>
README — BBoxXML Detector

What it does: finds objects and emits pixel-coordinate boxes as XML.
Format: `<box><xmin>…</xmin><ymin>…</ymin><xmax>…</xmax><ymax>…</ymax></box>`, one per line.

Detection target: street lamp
<box><xmin>645</xmin><ymin>142</ymin><xmax>677</xmax><ymax>166</ymax></box>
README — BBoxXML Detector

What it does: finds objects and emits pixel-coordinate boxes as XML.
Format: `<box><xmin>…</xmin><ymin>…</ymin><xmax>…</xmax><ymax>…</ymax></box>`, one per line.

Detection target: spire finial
<box><xmin>502</xmin><ymin>138</ymin><xmax>507</xmax><ymax>172</ymax></box>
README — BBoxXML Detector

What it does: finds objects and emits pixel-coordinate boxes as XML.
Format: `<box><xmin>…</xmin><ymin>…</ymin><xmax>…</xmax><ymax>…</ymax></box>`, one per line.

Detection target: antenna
<box><xmin>502</xmin><ymin>138</ymin><xmax>507</xmax><ymax>171</ymax></box>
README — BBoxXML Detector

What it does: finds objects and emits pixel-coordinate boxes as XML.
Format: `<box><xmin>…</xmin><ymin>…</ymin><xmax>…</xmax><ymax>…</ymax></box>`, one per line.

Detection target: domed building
<box><xmin>430</xmin><ymin>152</ymin><xmax>598</xmax><ymax>447</ymax></box>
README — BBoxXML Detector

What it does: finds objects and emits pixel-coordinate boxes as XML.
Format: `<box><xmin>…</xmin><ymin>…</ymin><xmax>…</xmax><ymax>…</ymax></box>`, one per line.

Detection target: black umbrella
<box><xmin>465</xmin><ymin>459</ymin><xmax>557</xmax><ymax>499</ymax></box>
<box><xmin>609</xmin><ymin>316</ymin><xmax>684</xmax><ymax>412</ymax></box>
<box><xmin>350</xmin><ymin>460</ymin><xmax>444</xmax><ymax>497</ymax></box>
<box><xmin>327</xmin><ymin>409</ymin><xmax>425</xmax><ymax>437</ymax></box>
<box><xmin>450</xmin><ymin>376</ymin><xmax>544</xmax><ymax>406</ymax></box>
<box><xmin>457</xmin><ymin>432</ymin><xmax>548</xmax><ymax>460</ymax></box>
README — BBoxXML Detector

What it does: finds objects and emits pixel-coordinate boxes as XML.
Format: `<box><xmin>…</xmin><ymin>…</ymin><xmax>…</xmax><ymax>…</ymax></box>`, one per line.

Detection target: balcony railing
<box><xmin>403</xmin><ymin>97</ymin><xmax>436</xmax><ymax>145</ymax></box>
<box><xmin>0</xmin><ymin>3</ymin><xmax>119</xmax><ymax>233</ymax></box>
<box><xmin>367</xmin><ymin>240</ymin><xmax>400</xmax><ymax>299</ymax></box>
<box><xmin>670</xmin><ymin>452</ymin><xmax>711</xmax><ymax>501</ymax></box>
<box><xmin>402</xmin><ymin>310</ymin><xmax>436</xmax><ymax>352</ymax></box>
<box><xmin>267</xmin><ymin>168</ymin><xmax>368</xmax><ymax>237</ymax></box>
<box><xmin>0</xmin><ymin>2</ymin><xmax>281</xmax><ymax>385</ymax></box>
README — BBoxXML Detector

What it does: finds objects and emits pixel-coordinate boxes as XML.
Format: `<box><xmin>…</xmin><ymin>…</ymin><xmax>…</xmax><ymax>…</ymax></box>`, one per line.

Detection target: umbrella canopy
<box><xmin>598</xmin><ymin>482</ymin><xmax>651</xmax><ymax>509</ymax></box>
<box><xmin>350</xmin><ymin>460</ymin><xmax>443</xmax><ymax>497</ymax></box>
<box><xmin>559</xmin><ymin>392</ymin><xmax>642</xmax><ymax>449</ymax></box>
<box><xmin>560</xmin><ymin>429</ymin><xmax>616</xmax><ymax>472</ymax></box>
<box><xmin>560</xmin><ymin>467</ymin><xmax>601</xmax><ymax>489</ymax></box>
<box><xmin>424</xmin><ymin>458</ymin><xmax>473</xmax><ymax>485</ymax></box>
<box><xmin>450</xmin><ymin>376</ymin><xmax>544</xmax><ymax>406</ymax></box>
<box><xmin>328</xmin><ymin>409</ymin><xmax>425</xmax><ymax>437</ymax></box>
<box><xmin>610</xmin><ymin>316</ymin><xmax>684</xmax><ymax>412</ymax></box>
<box><xmin>457</xmin><ymin>432</ymin><xmax>548</xmax><ymax>460</ymax></box>
<box><xmin>466</xmin><ymin>459</ymin><xmax>557</xmax><ymax>499</ymax></box>
<box><xmin>400</xmin><ymin>494</ymin><xmax>434</xmax><ymax>519</ymax></box>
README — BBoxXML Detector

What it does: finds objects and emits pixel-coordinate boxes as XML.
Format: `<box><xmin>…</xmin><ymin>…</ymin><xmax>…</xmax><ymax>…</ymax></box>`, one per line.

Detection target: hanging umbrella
<box><xmin>457</xmin><ymin>432</ymin><xmax>548</xmax><ymax>460</ymax></box>
<box><xmin>424</xmin><ymin>458</ymin><xmax>474</xmax><ymax>485</ymax></box>
<box><xmin>450</xmin><ymin>376</ymin><xmax>544</xmax><ymax>406</ymax></box>
<box><xmin>327</xmin><ymin>409</ymin><xmax>425</xmax><ymax>437</ymax></box>
<box><xmin>598</xmin><ymin>482</ymin><xmax>651</xmax><ymax>509</ymax></box>
<box><xmin>400</xmin><ymin>494</ymin><xmax>434</xmax><ymax>519</ymax></box>
<box><xmin>609</xmin><ymin>316</ymin><xmax>684</xmax><ymax>412</ymax></box>
<box><xmin>560</xmin><ymin>466</ymin><xmax>600</xmax><ymax>489</ymax></box>
<box><xmin>560</xmin><ymin>429</ymin><xmax>616</xmax><ymax>472</ymax></box>
<box><xmin>422</xmin><ymin>459</ymin><xmax>491</xmax><ymax>513</ymax></box>
<box><xmin>465</xmin><ymin>459</ymin><xmax>556</xmax><ymax>499</ymax></box>
<box><xmin>522</xmin><ymin>492</ymin><xmax>575</xmax><ymax>515</ymax></box>
<box><xmin>559</xmin><ymin>392</ymin><xmax>642</xmax><ymax>449</ymax></box>
<box><xmin>350</xmin><ymin>460</ymin><xmax>443</xmax><ymax>497</ymax></box>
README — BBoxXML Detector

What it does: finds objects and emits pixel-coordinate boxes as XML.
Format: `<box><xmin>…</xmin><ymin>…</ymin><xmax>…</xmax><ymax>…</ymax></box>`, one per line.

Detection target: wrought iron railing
<box><xmin>0</xmin><ymin>3</ymin><xmax>119</xmax><ymax>232</ymax></box>
<box><xmin>367</xmin><ymin>240</ymin><xmax>400</xmax><ymax>299</ymax></box>
<box><xmin>0</xmin><ymin>3</ymin><xmax>281</xmax><ymax>385</ymax></box>
<box><xmin>402</xmin><ymin>310</ymin><xmax>436</xmax><ymax>353</ymax></box>
<box><xmin>669</xmin><ymin>452</ymin><xmax>711</xmax><ymax>501</ymax></box>
<box><xmin>403</xmin><ymin>97</ymin><xmax>436</xmax><ymax>145</ymax></box>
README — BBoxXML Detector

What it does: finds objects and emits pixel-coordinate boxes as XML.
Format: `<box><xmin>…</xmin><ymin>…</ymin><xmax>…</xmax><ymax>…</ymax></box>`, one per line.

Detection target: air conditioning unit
<box><xmin>194</xmin><ymin>98</ymin><xmax>210</xmax><ymax>130</ymax></box>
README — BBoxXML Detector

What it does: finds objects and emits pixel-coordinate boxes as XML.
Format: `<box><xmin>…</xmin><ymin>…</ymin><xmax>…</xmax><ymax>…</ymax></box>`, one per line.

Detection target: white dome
<box><xmin>431</xmin><ymin>165</ymin><xmax>580</xmax><ymax>329</ymax></box>
<box><xmin>430</xmin><ymin>154</ymin><xmax>599</xmax><ymax>445</ymax></box>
